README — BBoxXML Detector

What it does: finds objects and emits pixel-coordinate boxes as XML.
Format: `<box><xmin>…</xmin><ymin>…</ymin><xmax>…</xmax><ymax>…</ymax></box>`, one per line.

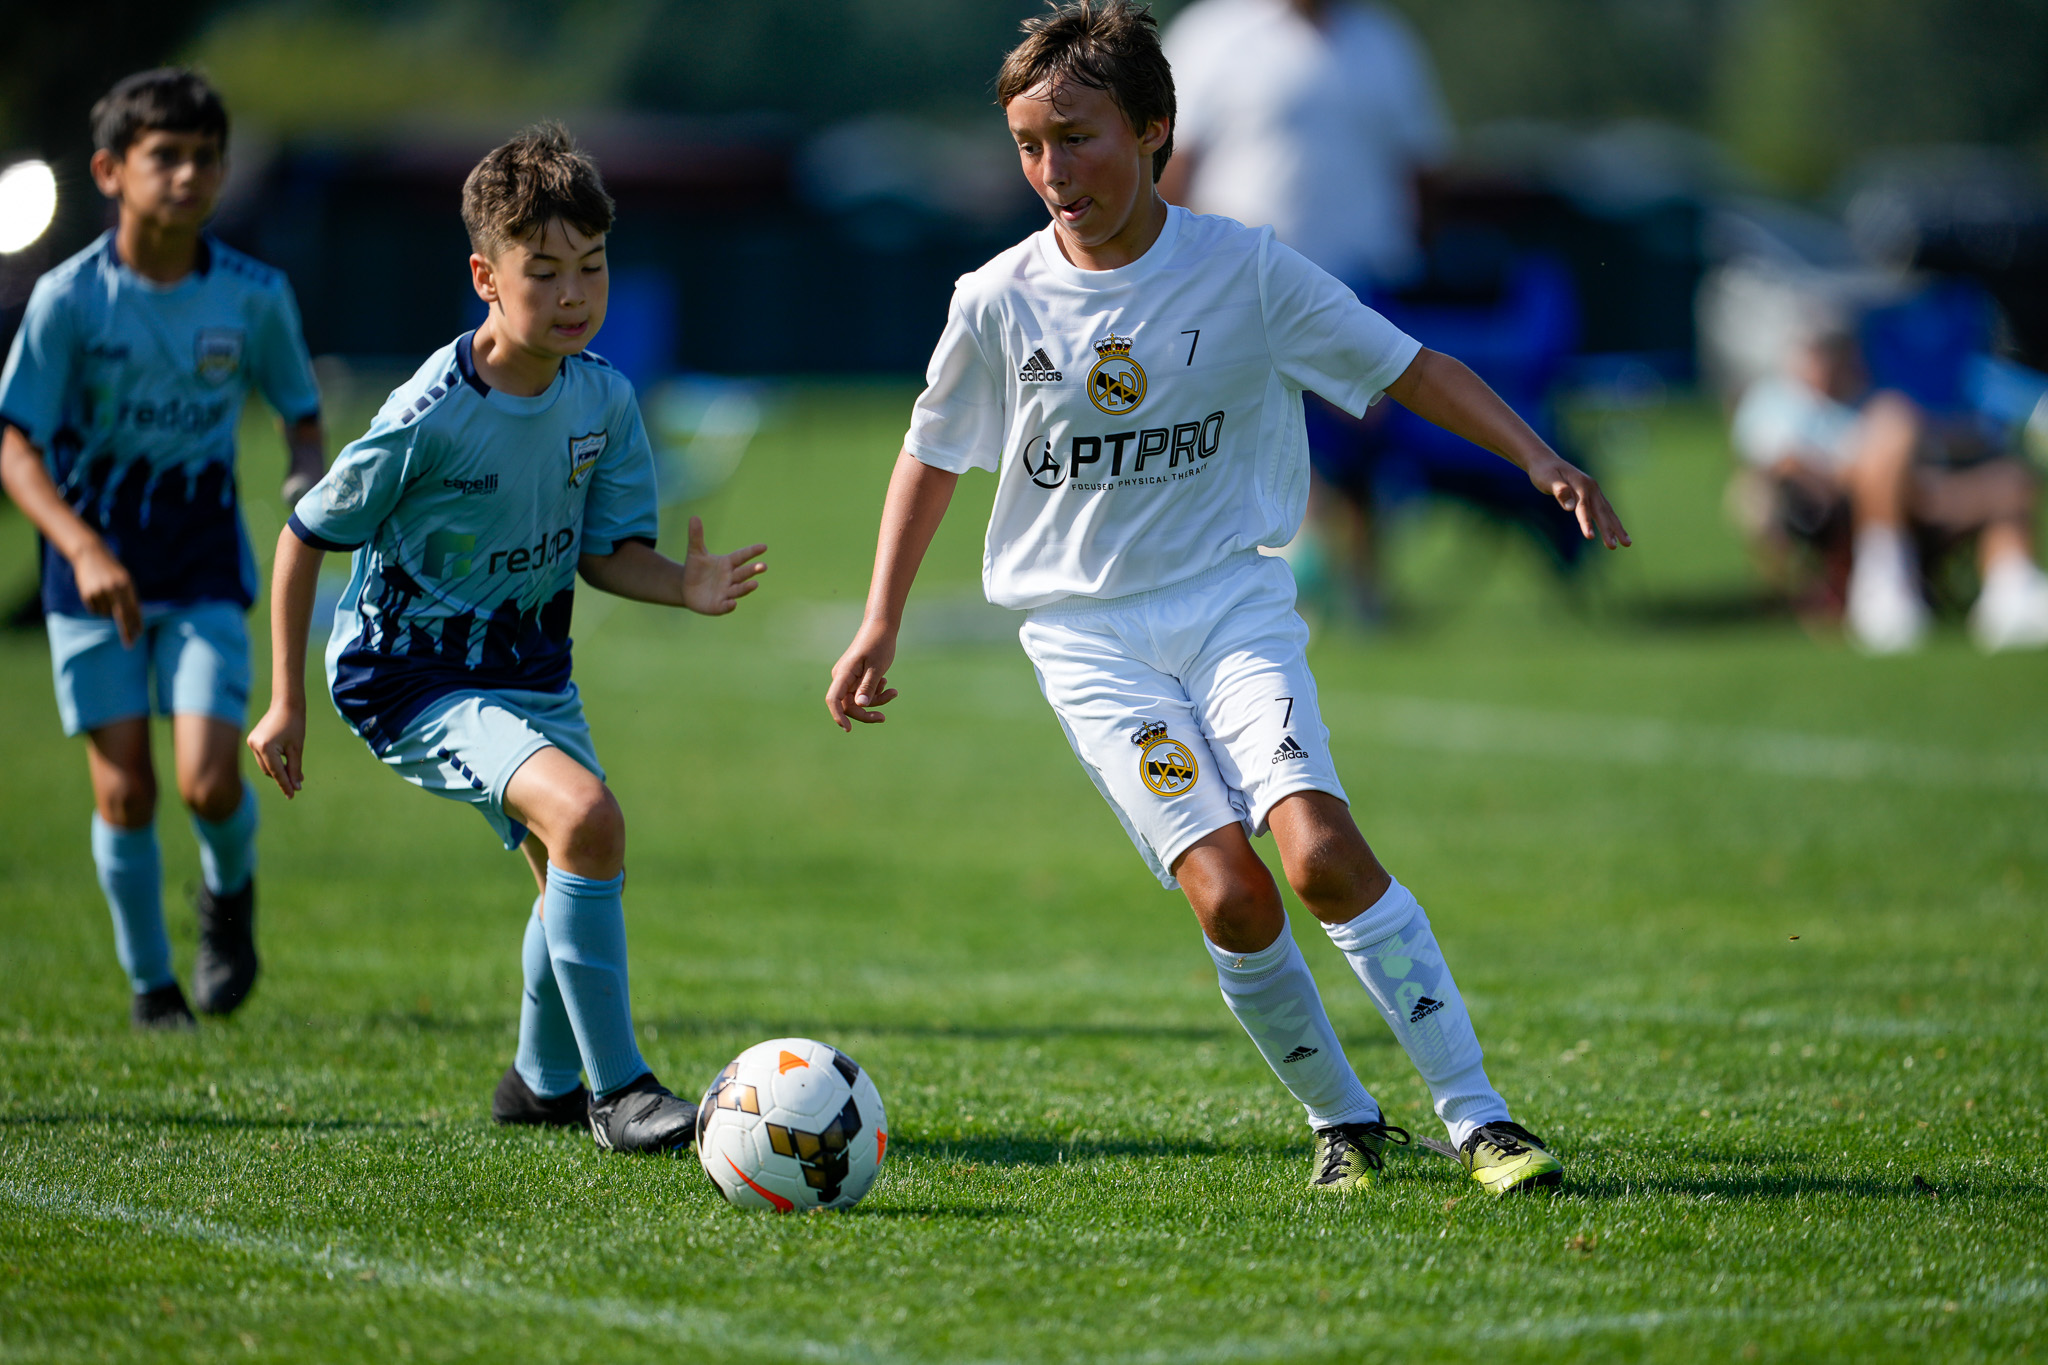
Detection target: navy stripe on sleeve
<box><xmin>287</xmin><ymin>511</ymin><xmax>359</xmax><ymax>552</ymax></box>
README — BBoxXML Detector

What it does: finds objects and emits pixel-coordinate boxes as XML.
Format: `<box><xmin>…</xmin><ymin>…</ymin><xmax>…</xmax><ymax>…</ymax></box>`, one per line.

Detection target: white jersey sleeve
<box><xmin>905</xmin><ymin>291</ymin><xmax>1007</xmax><ymax>474</ymax></box>
<box><xmin>1258</xmin><ymin>232</ymin><xmax>1421</xmax><ymax>416</ymax></box>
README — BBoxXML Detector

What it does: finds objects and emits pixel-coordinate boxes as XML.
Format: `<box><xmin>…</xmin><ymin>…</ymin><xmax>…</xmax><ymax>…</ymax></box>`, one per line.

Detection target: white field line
<box><xmin>1325</xmin><ymin>692</ymin><xmax>2048</xmax><ymax>794</ymax></box>
<box><xmin>6</xmin><ymin>1180</ymin><xmax>2040</xmax><ymax>1362</ymax></box>
<box><xmin>0</xmin><ymin>1180</ymin><xmax>871</xmax><ymax>1363</ymax></box>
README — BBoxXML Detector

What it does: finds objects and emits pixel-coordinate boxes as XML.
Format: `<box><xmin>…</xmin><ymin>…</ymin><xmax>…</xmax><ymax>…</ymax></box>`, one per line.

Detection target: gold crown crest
<box><xmin>1093</xmin><ymin>331</ymin><xmax>1134</xmax><ymax>358</ymax></box>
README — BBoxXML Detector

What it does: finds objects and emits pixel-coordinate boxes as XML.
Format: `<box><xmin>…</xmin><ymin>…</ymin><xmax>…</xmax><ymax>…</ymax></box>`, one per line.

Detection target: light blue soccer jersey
<box><xmin>289</xmin><ymin>333</ymin><xmax>659</xmax><ymax>753</ymax></box>
<box><xmin>0</xmin><ymin>232</ymin><xmax>321</xmax><ymax>614</ymax></box>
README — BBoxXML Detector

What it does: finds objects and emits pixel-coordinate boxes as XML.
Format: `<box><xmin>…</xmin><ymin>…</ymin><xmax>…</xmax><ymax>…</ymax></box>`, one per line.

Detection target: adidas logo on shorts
<box><xmin>1409</xmin><ymin>996</ymin><xmax>1444</xmax><ymax>1023</ymax></box>
<box><xmin>1280</xmin><ymin>1046</ymin><xmax>1319</xmax><ymax>1064</ymax></box>
<box><xmin>1272</xmin><ymin>734</ymin><xmax>1309</xmax><ymax>764</ymax></box>
<box><xmin>1018</xmin><ymin>347</ymin><xmax>1063</xmax><ymax>382</ymax></box>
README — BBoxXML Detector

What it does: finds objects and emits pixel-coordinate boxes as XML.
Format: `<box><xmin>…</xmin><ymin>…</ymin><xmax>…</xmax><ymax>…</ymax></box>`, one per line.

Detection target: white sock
<box><xmin>1205</xmin><ymin>917</ymin><xmax>1380</xmax><ymax>1130</ymax></box>
<box><xmin>1322</xmin><ymin>880</ymin><xmax>1508</xmax><ymax>1146</ymax></box>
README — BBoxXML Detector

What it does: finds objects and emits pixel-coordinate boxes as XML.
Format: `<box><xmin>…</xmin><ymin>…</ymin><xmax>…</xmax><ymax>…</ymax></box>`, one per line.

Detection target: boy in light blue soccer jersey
<box><xmin>248</xmin><ymin>125</ymin><xmax>766</xmax><ymax>1155</ymax></box>
<box><xmin>0</xmin><ymin>70</ymin><xmax>326</xmax><ymax>1030</ymax></box>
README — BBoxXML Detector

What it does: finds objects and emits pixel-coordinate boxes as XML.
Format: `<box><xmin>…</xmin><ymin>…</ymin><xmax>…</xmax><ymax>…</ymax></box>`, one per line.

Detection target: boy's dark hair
<box><xmin>461</xmin><ymin>122</ymin><xmax>615</xmax><ymax>259</ymax></box>
<box><xmin>996</xmin><ymin>0</ymin><xmax>1176</xmax><ymax>182</ymax></box>
<box><xmin>91</xmin><ymin>69</ymin><xmax>229</xmax><ymax>158</ymax></box>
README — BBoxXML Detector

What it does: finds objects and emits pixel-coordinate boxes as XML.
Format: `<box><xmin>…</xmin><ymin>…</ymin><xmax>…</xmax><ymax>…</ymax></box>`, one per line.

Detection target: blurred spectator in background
<box><xmin>1161</xmin><ymin>0</ymin><xmax>1450</xmax><ymax>620</ymax></box>
<box><xmin>1731</xmin><ymin>316</ymin><xmax>2048</xmax><ymax>653</ymax></box>
<box><xmin>1159</xmin><ymin>0</ymin><xmax>1448</xmax><ymax>286</ymax></box>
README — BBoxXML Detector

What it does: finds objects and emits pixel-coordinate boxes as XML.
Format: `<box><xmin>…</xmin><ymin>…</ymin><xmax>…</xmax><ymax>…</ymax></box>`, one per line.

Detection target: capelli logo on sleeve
<box><xmin>442</xmin><ymin>474</ymin><xmax>499</xmax><ymax>496</ymax></box>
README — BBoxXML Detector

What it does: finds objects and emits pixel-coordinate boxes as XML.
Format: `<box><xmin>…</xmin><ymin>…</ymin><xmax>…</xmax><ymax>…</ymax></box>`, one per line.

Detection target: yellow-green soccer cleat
<box><xmin>1310</xmin><ymin>1120</ymin><xmax>1412</xmax><ymax>1191</ymax></box>
<box><xmin>1459</xmin><ymin>1121</ymin><xmax>1563</xmax><ymax>1194</ymax></box>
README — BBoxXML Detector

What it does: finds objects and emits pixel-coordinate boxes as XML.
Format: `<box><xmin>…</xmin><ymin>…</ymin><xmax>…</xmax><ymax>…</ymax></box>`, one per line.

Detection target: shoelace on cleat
<box><xmin>1465</xmin><ymin>1121</ymin><xmax>1547</xmax><ymax>1160</ymax></box>
<box><xmin>1316</xmin><ymin>1121</ymin><xmax>1413</xmax><ymax>1182</ymax></box>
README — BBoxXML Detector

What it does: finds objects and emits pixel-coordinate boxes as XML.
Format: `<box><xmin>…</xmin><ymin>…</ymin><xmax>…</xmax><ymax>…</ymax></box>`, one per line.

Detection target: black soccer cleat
<box><xmin>132</xmin><ymin>982</ymin><xmax>197</xmax><ymax>1031</ymax></box>
<box><xmin>491</xmin><ymin>1066</ymin><xmax>591</xmax><ymax>1127</ymax></box>
<box><xmin>586</xmin><ymin>1072</ymin><xmax>697</xmax><ymax>1155</ymax></box>
<box><xmin>193</xmin><ymin>880</ymin><xmax>259</xmax><ymax>1016</ymax></box>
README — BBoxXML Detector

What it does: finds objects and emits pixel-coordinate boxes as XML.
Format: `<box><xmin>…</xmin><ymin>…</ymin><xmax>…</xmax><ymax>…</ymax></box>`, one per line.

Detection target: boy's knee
<box><xmin>1176</xmin><ymin>840</ymin><xmax>1286</xmax><ymax>953</ymax></box>
<box><xmin>181</xmin><ymin>771</ymin><xmax>244</xmax><ymax>822</ymax></box>
<box><xmin>560</xmin><ymin>785</ymin><xmax>625</xmax><ymax>867</ymax></box>
<box><xmin>1282</xmin><ymin>836</ymin><xmax>1391</xmax><ymax>924</ymax></box>
<box><xmin>94</xmin><ymin>768</ymin><xmax>157</xmax><ymax>828</ymax></box>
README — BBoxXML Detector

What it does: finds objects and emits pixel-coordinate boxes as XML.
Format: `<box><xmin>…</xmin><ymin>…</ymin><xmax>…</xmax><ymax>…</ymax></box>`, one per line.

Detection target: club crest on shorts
<box><xmin>1087</xmin><ymin>330</ymin><xmax>1145</xmax><ymax>416</ymax></box>
<box><xmin>1131</xmin><ymin>719</ymin><xmax>1198</xmax><ymax>797</ymax></box>
<box><xmin>194</xmin><ymin>327</ymin><xmax>243</xmax><ymax>386</ymax></box>
<box><xmin>567</xmin><ymin>431</ymin><xmax>606</xmax><ymax>488</ymax></box>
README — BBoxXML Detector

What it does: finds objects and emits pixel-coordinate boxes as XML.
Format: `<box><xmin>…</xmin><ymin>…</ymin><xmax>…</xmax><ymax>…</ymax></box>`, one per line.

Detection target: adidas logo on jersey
<box><xmin>1018</xmin><ymin>348</ymin><xmax>1063</xmax><ymax>382</ymax></box>
<box><xmin>1408</xmin><ymin>996</ymin><xmax>1444</xmax><ymax>1023</ymax></box>
<box><xmin>1272</xmin><ymin>734</ymin><xmax>1309</xmax><ymax>764</ymax></box>
<box><xmin>1280</xmin><ymin>1046</ymin><xmax>1319</xmax><ymax>1064</ymax></box>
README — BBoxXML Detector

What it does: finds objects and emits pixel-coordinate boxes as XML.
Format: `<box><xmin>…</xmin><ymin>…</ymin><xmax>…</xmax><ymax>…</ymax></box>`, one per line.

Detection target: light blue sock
<box><xmin>189</xmin><ymin>780</ymin><xmax>257</xmax><ymax>895</ymax></box>
<box><xmin>514</xmin><ymin>896</ymin><xmax>584</xmax><ymax>1098</ymax></box>
<box><xmin>91</xmin><ymin>814</ymin><xmax>174</xmax><ymax>994</ymax></box>
<box><xmin>542</xmin><ymin>867</ymin><xmax>648</xmax><ymax>1096</ymax></box>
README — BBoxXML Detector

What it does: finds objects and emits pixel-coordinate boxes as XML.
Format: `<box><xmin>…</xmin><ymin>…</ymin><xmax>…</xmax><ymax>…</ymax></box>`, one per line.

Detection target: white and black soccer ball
<box><xmin>696</xmin><ymin>1037</ymin><xmax>887</xmax><ymax>1212</ymax></box>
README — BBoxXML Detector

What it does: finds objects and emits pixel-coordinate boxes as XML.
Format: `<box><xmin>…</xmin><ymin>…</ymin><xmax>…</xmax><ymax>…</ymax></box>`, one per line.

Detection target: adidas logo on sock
<box><xmin>1280</xmin><ymin>1045</ymin><xmax>1319</xmax><ymax>1064</ymax></box>
<box><xmin>1018</xmin><ymin>347</ymin><xmax>1063</xmax><ymax>382</ymax></box>
<box><xmin>1409</xmin><ymin>996</ymin><xmax>1444</xmax><ymax>1023</ymax></box>
<box><xmin>1271</xmin><ymin>734</ymin><xmax>1309</xmax><ymax>764</ymax></box>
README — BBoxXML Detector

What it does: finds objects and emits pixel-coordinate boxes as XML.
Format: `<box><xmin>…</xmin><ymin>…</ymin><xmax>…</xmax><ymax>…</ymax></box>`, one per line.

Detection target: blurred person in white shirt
<box><xmin>1732</xmin><ymin>320</ymin><xmax>2048</xmax><ymax>652</ymax></box>
<box><xmin>1159</xmin><ymin>0</ymin><xmax>1449</xmax><ymax>286</ymax></box>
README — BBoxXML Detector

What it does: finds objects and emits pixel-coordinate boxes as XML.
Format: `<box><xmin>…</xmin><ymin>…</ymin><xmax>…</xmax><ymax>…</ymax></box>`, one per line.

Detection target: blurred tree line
<box><xmin>3</xmin><ymin>0</ymin><xmax>2046</xmax><ymax>194</ymax></box>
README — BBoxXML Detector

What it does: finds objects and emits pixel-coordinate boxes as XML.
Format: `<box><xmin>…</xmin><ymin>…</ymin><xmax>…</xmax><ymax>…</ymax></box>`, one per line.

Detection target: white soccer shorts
<box><xmin>1018</xmin><ymin>550</ymin><xmax>1347</xmax><ymax>889</ymax></box>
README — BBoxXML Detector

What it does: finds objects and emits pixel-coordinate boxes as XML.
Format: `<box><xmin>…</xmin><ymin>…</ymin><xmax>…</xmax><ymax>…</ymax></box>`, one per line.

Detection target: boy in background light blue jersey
<box><xmin>249</xmin><ymin>125</ymin><xmax>766</xmax><ymax>1155</ymax></box>
<box><xmin>0</xmin><ymin>70</ymin><xmax>326</xmax><ymax>1030</ymax></box>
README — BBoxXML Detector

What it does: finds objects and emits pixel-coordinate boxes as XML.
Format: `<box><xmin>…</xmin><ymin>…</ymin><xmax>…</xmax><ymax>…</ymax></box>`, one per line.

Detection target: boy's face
<box><xmin>470</xmin><ymin>218</ymin><xmax>609</xmax><ymax>360</ymax></box>
<box><xmin>90</xmin><ymin>129</ymin><xmax>225</xmax><ymax>230</ymax></box>
<box><xmin>1007</xmin><ymin>80</ymin><xmax>1168</xmax><ymax>254</ymax></box>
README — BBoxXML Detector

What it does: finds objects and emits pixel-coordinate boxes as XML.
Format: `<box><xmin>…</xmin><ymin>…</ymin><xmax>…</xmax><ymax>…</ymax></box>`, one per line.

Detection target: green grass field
<box><xmin>2</xmin><ymin>382</ymin><xmax>2044</xmax><ymax>1363</ymax></box>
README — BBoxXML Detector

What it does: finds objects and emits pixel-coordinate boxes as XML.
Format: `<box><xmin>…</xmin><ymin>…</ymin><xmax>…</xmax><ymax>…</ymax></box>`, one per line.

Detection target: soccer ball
<box><xmin>695</xmin><ymin>1037</ymin><xmax>888</xmax><ymax>1212</ymax></box>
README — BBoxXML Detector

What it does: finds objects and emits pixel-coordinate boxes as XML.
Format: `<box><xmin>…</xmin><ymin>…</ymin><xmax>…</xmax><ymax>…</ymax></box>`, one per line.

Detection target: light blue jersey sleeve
<box><xmin>0</xmin><ymin>273</ymin><xmax>78</xmax><ymax>450</ymax></box>
<box><xmin>290</xmin><ymin>405</ymin><xmax>427</xmax><ymax>550</ymax></box>
<box><xmin>579</xmin><ymin>393</ymin><xmax>660</xmax><ymax>557</ymax></box>
<box><xmin>248</xmin><ymin>281</ymin><xmax>322</xmax><ymax>424</ymax></box>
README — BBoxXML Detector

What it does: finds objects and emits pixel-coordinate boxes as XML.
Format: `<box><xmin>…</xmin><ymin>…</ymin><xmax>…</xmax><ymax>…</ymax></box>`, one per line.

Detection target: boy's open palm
<box><xmin>681</xmin><ymin>515</ymin><xmax>768</xmax><ymax>615</ymax></box>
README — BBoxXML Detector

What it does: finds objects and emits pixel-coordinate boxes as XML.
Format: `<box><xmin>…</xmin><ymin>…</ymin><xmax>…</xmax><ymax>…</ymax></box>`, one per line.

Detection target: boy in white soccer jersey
<box><xmin>0</xmin><ymin>70</ymin><xmax>325</xmax><ymax>1029</ymax></box>
<box><xmin>248</xmin><ymin>125</ymin><xmax>766</xmax><ymax>1154</ymax></box>
<box><xmin>826</xmin><ymin>0</ymin><xmax>1630</xmax><ymax>1194</ymax></box>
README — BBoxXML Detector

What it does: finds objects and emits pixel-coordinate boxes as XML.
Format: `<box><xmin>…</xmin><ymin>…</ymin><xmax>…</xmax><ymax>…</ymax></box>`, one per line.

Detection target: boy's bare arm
<box><xmin>576</xmin><ymin>517</ymin><xmax>766</xmax><ymax>613</ymax></box>
<box><xmin>825</xmin><ymin>450</ymin><xmax>959</xmax><ymax>731</ymax></box>
<box><xmin>0</xmin><ymin>423</ymin><xmax>144</xmax><ymax>644</ymax></box>
<box><xmin>247</xmin><ymin>528</ymin><xmax>325</xmax><ymax>798</ymax></box>
<box><xmin>280</xmin><ymin>416</ymin><xmax>326</xmax><ymax>507</ymax></box>
<box><xmin>1385</xmin><ymin>347</ymin><xmax>1632</xmax><ymax>549</ymax></box>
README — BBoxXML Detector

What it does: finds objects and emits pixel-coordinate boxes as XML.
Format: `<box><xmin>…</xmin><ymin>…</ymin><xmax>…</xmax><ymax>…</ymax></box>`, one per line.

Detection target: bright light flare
<box><xmin>0</xmin><ymin>160</ymin><xmax>58</xmax><ymax>254</ymax></box>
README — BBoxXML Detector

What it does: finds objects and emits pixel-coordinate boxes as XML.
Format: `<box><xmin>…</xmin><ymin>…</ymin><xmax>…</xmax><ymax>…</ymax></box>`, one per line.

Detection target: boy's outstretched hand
<box><xmin>1523</xmin><ymin>450</ymin><xmax>1631</xmax><ymax>550</ymax></box>
<box><xmin>577</xmin><ymin>516</ymin><xmax>766</xmax><ymax>613</ymax></box>
<box><xmin>678</xmin><ymin>515</ymin><xmax>768</xmax><ymax>615</ymax></box>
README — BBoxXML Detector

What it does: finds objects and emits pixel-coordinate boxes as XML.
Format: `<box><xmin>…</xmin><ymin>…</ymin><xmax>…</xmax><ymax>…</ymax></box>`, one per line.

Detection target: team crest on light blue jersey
<box><xmin>568</xmin><ymin>431</ymin><xmax>606</xmax><ymax>488</ymax></box>
<box><xmin>194</xmin><ymin>327</ymin><xmax>244</xmax><ymax>385</ymax></box>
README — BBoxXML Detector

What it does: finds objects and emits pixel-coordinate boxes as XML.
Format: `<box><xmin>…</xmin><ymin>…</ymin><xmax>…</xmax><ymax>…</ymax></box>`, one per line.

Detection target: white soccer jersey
<box><xmin>905</xmin><ymin>206</ymin><xmax>1421</xmax><ymax>610</ymax></box>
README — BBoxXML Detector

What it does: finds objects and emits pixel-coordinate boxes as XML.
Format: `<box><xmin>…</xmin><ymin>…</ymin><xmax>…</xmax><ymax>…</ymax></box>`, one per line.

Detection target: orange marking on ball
<box><xmin>725</xmin><ymin>1154</ymin><xmax>794</xmax><ymax>1212</ymax></box>
<box><xmin>877</xmin><ymin>1130</ymin><xmax>888</xmax><ymax>1164</ymax></box>
<box><xmin>778</xmin><ymin>1050</ymin><xmax>809</xmax><ymax>1074</ymax></box>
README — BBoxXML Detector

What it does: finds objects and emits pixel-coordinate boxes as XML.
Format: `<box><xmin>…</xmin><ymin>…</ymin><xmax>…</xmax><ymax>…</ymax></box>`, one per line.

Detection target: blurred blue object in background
<box><xmin>1858</xmin><ymin>277</ymin><xmax>1997</xmax><ymax>415</ymax></box>
<box><xmin>595</xmin><ymin>266</ymin><xmax>679</xmax><ymax>391</ymax></box>
<box><xmin>1306</xmin><ymin>247</ymin><xmax>1590</xmax><ymax>571</ymax></box>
